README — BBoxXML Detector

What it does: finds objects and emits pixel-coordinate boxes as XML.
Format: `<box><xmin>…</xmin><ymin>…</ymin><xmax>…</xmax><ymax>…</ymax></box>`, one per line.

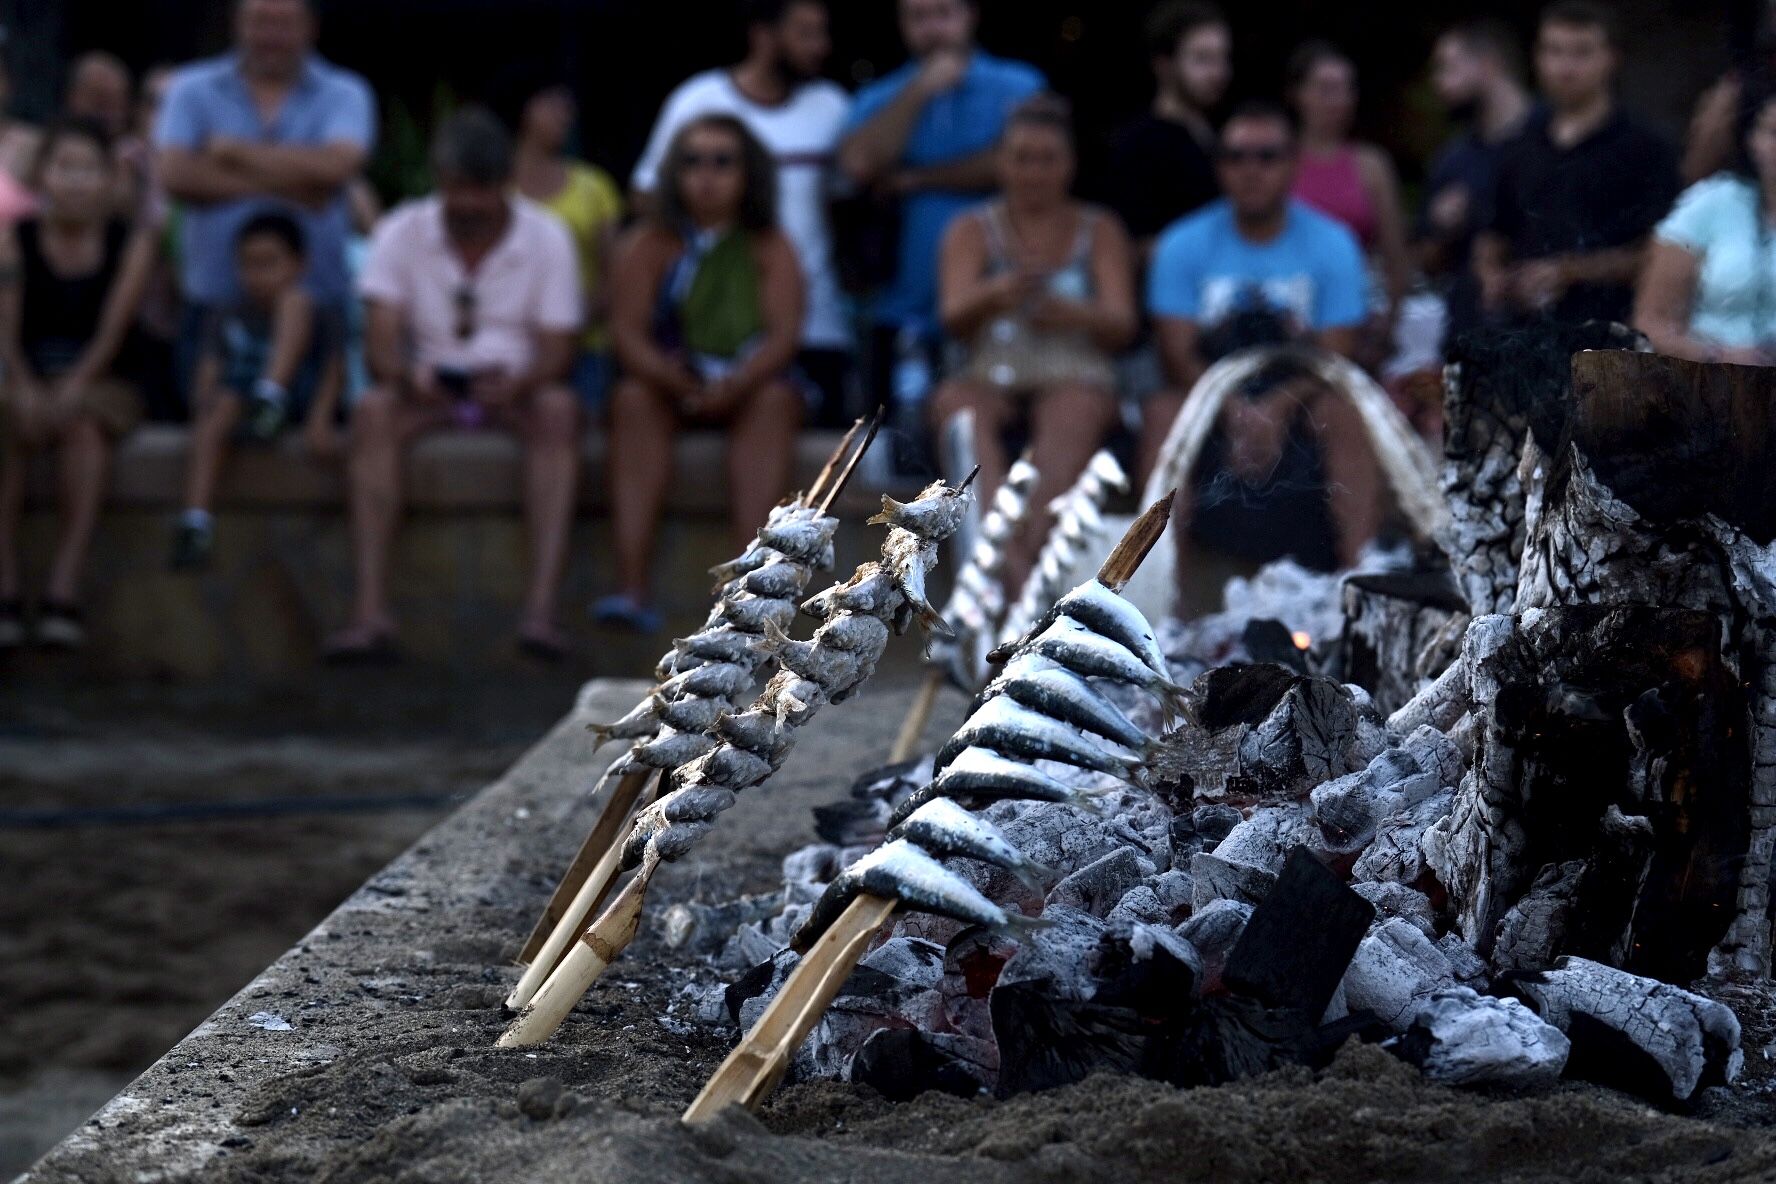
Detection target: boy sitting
<box><xmin>170</xmin><ymin>210</ymin><xmax>343</xmax><ymax>570</ymax></box>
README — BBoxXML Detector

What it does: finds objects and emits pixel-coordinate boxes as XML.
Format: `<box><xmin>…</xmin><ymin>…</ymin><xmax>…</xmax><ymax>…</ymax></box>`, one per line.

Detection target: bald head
<box><xmin>66</xmin><ymin>51</ymin><xmax>132</xmax><ymax>139</ymax></box>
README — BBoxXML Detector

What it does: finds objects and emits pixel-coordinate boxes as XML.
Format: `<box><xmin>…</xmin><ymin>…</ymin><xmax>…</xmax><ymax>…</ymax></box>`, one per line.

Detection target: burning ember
<box><xmin>1291</xmin><ymin>631</ymin><xmax>1312</xmax><ymax>651</ymax></box>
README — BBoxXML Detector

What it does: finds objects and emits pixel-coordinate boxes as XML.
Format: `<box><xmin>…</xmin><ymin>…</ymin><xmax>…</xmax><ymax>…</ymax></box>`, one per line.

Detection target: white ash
<box><xmin>1190</xmin><ymin>852</ymin><xmax>1277</xmax><ymax>912</ymax></box>
<box><xmin>1353</xmin><ymin>789</ymin><xmax>1454</xmax><ymax>886</ymax></box>
<box><xmin>797</xmin><ymin>937</ymin><xmax>948</xmax><ymax>1083</ymax></box>
<box><xmin>1046</xmin><ymin>848</ymin><xmax>1158</xmax><ymax>918</ymax></box>
<box><xmin>1342</xmin><ymin>918</ymin><xmax>1461</xmax><ymax>1031</ymax></box>
<box><xmin>1175</xmin><ymin>899</ymin><xmax>1252</xmax><ymax>994</ymax></box>
<box><xmin>1351</xmin><ymin>882</ymin><xmax>1437</xmax><ymax>938</ymax></box>
<box><xmin>1394</xmin><ymin>987</ymin><xmax>1570</xmax><ymax>1090</ymax></box>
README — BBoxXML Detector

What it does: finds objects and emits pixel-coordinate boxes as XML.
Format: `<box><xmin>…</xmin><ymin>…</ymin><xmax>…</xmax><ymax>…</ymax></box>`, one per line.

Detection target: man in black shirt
<box><xmin>1106</xmin><ymin>2</ymin><xmax>1231</xmax><ymax>259</ymax></box>
<box><xmin>1474</xmin><ymin>1</ymin><xmax>1678</xmax><ymax>327</ymax></box>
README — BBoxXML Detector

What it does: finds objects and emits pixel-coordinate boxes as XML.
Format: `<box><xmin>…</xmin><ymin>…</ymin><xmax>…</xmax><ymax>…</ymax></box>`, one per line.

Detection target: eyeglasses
<box><xmin>1217</xmin><ymin>146</ymin><xmax>1290</xmax><ymax>166</ymax></box>
<box><xmin>681</xmin><ymin>150</ymin><xmax>740</xmax><ymax>172</ymax></box>
<box><xmin>454</xmin><ymin>282</ymin><xmax>477</xmax><ymax>342</ymax></box>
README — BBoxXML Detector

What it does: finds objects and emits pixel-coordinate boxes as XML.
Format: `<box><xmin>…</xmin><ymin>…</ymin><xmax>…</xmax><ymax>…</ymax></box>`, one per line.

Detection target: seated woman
<box><xmin>0</xmin><ymin>119</ymin><xmax>154</xmax><ymax>649</ymax></box>
<box><xmin>930</xmin><ymin>95</ymin><xmax>1136</xmax><ymax>591</ymax></box>
<box><xmin>599</xmin><ymin>114</ymin><xmax>803</xmax><ymax>632</ymax></box>
<box><xmin>1635</xmin><ymin>81</ymin><xmax>1776</xmax><ymax>366</ymax></box>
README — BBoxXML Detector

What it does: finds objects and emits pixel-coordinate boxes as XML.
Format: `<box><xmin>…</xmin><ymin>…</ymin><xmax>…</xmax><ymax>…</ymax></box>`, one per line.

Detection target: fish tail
<box><xmin>865</xmin><ymin>494</ymin><xmax>906</xmax><ymax>527</ymax></box>
<box><xmin>911</xmin><ymin>598</ymin><xmax>955</xmax><ymax>639</ymax></box>
<box><xmin>997</xmin><ymin>910</ymin><xmax>1053</xmax><ymax>938</ymax></box>
<box><xmin>585</xmin><ymin>722</ymin><xmax>614</xmax><ymax>751</ymax></box>
<box><xmin>1011</xmin><ymin>859</ymin><xmax>1056</xmax><ymax>894</ymax></box>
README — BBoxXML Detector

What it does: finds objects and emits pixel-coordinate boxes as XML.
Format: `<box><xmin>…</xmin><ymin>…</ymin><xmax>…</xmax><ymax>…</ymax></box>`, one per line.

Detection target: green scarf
<box><xmin>680</xmin><ymin>229</ymin><xmax>763</xmax><ymax>360</ymax></box>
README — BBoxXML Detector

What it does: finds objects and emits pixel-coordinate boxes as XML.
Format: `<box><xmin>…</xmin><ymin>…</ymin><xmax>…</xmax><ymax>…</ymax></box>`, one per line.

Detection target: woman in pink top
<box><xmin>1287</xmin><ymin>42</ymin><xmax>1411</xmax><ymax>350</ymax></box>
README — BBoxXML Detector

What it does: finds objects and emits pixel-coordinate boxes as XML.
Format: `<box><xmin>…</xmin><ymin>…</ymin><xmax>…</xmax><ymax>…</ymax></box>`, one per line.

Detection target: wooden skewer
<box><xmin>500</xmin><ymin>421</ymin><xmax>893</xmax><ymax>1047</ymax></box>
<box><xmin>507</xmin><ymin>770</ymin><xmax>659</xmax><ymax>1010</ymax></box>
<box><xmin>888</xmin><ymin>668</ymin><xmax>944</xmax><ymax>764</ymax></box>
<box><xmin>498</xmin><ymin>857</ymin><xmax>656</xmax><ymax>1048</ymax></box>
<box><xmin>805</xmin><ymin>414</ymin><xmax>867</xmax><ymax>508</ymax></box>
<box><xmin>683</xmin><ymin>490</ymin><xmax>1180</xmax><ymax>1118</ymax></box>
<box><xmin>681</xmin><ymin>892</ymin><xmax>896</xmax><ymax>1124</ymax></box>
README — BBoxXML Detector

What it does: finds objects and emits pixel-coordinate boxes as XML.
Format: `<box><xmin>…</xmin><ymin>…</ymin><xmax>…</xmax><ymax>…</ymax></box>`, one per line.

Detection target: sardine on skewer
<box><xmin>789</xmin><ymin>839</ymin><xmax>1038</xmax><ymax>953</ymax></box>
<box><xmin>884</xmin><ymin>797</ymin><xmax>1052</xmax><ymax>891</ymax></box>
<box><xmin>587</xmin><ymin>696</ymin><xmax>662</xmax><ymax>751</ymax></box>
<box><xmin>988</xmin><ymin>659</ymin><xmax>1150</xmax><ymax>751</ymax></box>
<box><xmin>934</xmin><ymin>693</ymin><xmax>1147</xmax><ymax>781</ymax></box>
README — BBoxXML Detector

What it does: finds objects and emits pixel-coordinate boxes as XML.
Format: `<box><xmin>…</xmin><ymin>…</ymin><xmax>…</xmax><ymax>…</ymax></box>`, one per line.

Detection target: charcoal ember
<box><xmin>1190</xmin><ymin>852</ymin><xmax>1277</xmax><ymax>911</ymax></box>
<box><xmin>1352</xmin><ymin>790</ymin><xmax>1454</xmax><ymax>886</ymax></box>
<box><xmin>850</xmin><ymin>1028</ymin><xmax>992</xmax><ymax>1100</ymax></box>
<box><xmin>1141</xmin><ymin>995</ymin><xmax>1385</xmax><ymax>1090</ymax></box>
<box><xmin>1438</xmin><ymin>934</ymin><xmax>1491</xmax><ymax>989</ymax></box>
<box><xmin>1193</xmin><ymin>663</ymin><xmax>1301</xmax><ymax>731</ymax></box>
<box><xmin>1047</xmin><ymin>848</ymin><xmax>1157</xmax><ymax>918</ymax></box>
<box><xmin>799</xmin><ymin>938</ymin><xmax>948</xmax><ymax>1082</ymax></box>
<box><xmin>1231</xmin><ymin>676</ymin><xmax>1364</xmax><ymax>800</ymax></box>
<box><xmin>1212</xmin><ymin>805</ymin><xmax>1310</xmax><ymax>872</ymax></box>
<box><xmin>942</xmin><ymin>929</ymin><xmax>1019</xmax><ymax>1042</ymax></box>
<box><xmin>1310</xmin><ymin>729</ymin><xmax>1450</xmax><ymax>857</ymax></box>
<box><xmin>689</xmin><ymin>978</ymin><xmax>732</xmax><ymax>1024</ymax></box>
<box><xmin>989</xmin><ymin>982</ymin><xmax>1146</xmax><ymax>1094</ymax></box>
<box><xmin>1177</xmin><ymin>900</ymin><xmax>1252</xmax><ymax>994</ymax></box>
<box><xmin>659</xmin><ymin>893</ymin><xmax>779</xmax><ymax>957</ymax></box>
<box><xmin>1223</xmin><ymin>846</ymin><xmax>1375</xmax><ymax>1018</ymax></box>
<box><xmin>996</xmin><ymin>904</ymin><xmax>1107</xmax><ymax>1002</ymax></box>
<box><xmin>982</xmin><ymin>800</ymin><xmax>1149</xmax><ymax>886</ymax></box>
<box><xmin>1241</xmin><ymin>618</ymin><xmax>1310</xmax><ymax>673</ymax></box>
<box><xmin>1179</xmin><ymin>802</ymin><xmax>1250</xmax><ymax>855</ymax></box>
<box><xmin>1105</xmin><ymin>885</ymin><xmax>1169</xmax><ymax>927</ymax></box>
<box><xmin>816</xmin><ymin>758</ymin><xmax>934</xmax><ymax>845</ymax></box>
<box><xmin>781</xmin><ymin>843</ymin><xmax>843</xmax><ymax>896</ymax></box>
<box><xmin>1092</xmin><ymin>923</ymin><xmax>1203</xmax><ymax>1014</ymax></box>
<box><xmin>1490</xmin><ymin>861</ymin><xmax>1586</xmax><ymax>972</ymax></box>
<box><xmin>1151</xmin><ymin>868</ymin><xmax>1195</xmax><ymax>922</ymax></box>
<box><xmin>1351</xmin><ymin>882</ymin><xmax>1437</xmax><ymax>938</ymax></box>
<box><xmin>730</xmin><ymin>948</ymin><xmax>799</xmax><ymax>1026</ymax></box>
<box><xmin>717</xmin><ymin>903</ymin><xmax>810</xmax><ymax>973</ymax></box>
<box><xmin>1400</xmin><ymin>724</ymin><xmax>1465</xmax><ymax>791</ymax></box>
<box><xmin>1506</xmin><ymin>956</ymin><xmax>1743</xmax><ymax>1103</ymax></box>
<box><xmin>1340</xmin><ymin>570</ymin><xmax>1469</xmax><ymax>716</ymax></box>
<box><xmin>1097</xmin><ymin>790</ymin><xmax>1176</xmax><ymax>870</ymax></box>
<box><xmin>1392</xmin><ymin>987</ymin><xmax>1570</xmax><ymax>1090</ymax></box>
<box><xmin>1341</xmin><ymin>918</ymin><xmax>1458</xmax><ymax>1031</ymax></box>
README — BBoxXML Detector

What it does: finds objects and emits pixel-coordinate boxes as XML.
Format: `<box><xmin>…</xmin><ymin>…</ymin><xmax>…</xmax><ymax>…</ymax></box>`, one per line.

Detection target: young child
<box><xmin>169</xmin><ymin>211</ymin><xmax>343</xmax><ymax>570</ymax></box>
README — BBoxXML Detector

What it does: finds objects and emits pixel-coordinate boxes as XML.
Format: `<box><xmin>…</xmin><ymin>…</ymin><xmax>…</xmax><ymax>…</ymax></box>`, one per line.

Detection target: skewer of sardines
<box><xmin>682</xmin><ymin>491</ymin><xmax>1178</xmax><ymax>1124</ymax></box>
<box><xmin>497</xmin><ymin>473</ymin><xmax>974</xmax><ymax>1048</ymax></box>
<box><xmin>927</xmin><ymin>457</ymin><xmax>1039</xmax><ymax>692</ymax></box>
<box><xmin>995</xmin><ymin>450</ymin><xmax>1130</xmax><ymax>651</ymax></box>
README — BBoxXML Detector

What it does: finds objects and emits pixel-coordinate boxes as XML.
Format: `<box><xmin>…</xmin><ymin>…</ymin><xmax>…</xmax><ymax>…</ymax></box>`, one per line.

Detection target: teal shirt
<box><xmin>1655</xmin><ymin>174</ymin><xmax>1776</xmax><ymax>350</ymax></box>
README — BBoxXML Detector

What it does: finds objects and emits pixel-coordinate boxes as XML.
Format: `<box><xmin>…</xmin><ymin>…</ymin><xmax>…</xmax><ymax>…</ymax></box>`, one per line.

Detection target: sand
<box><xmin>15</xmin><ymin>677</ymin><xmax>1776</xmax><ymax>1183</ymax></box>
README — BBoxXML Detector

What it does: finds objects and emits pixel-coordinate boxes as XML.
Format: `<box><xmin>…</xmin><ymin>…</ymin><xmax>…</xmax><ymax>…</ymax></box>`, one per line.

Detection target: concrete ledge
<box><xmin>20</xmin><ymin>425</ymin><xmax>904</xmax><ymax>517</ymax></box>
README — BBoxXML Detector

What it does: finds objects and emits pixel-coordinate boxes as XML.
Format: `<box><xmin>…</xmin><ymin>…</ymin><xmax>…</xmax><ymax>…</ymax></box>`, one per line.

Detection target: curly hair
<box><xmin>654</xmin><ymin>114</ymin><xmax>778</xmax><ymax>234</ymax></box>
<box><xmin>1733</xmin><ymin>74</ymin><xmax>1776</xmax><ymax>181</ymax></box>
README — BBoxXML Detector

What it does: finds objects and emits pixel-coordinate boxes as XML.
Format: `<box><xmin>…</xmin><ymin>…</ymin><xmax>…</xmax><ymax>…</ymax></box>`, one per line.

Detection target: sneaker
<box><xmin>169</xmin><ymin>520</ymin><xmax>215</xmax><ymax>571</ymax></box>
<box><xmin>589</xmin><ymin>594</ymin><xmax>663</xmax><ymax>635</ymax></box>
<box><xmin>244</xmin><ymin>393</ymin><xmax>288</xmax><ymax>443</ymax></box>
<box><xmin>0</xmin><ymin>599</ymin><xmax>23</xmax><ymax>649</ymax></box>
<box><xmin>36</xmin><ymin>601</ymin><xmax>86</xmax><ymax>649</ymax></box>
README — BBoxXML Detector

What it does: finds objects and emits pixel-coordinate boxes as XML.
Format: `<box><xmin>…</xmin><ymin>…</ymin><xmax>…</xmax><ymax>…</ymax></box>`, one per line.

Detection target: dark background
<box><xmin>0</xmin><ymin>0</ymin><xmax>1746</xmax><ymax>201</ymax></box>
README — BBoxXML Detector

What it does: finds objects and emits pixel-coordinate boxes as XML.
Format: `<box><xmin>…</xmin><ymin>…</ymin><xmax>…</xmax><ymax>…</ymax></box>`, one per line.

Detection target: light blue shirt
<box><xmin>155</xmin><ymin>53</ymin><xmax>376</xmax><ymax>306</ymax></box>
<box><xmin>845</xmin><ymin>50</ymin><xmax>1044</xmax><ymax>331</ymax></box>
<box><xmin>1148</xmin><ymin>198</ymin><xmax>1366</xmax><ymax>333</ymax></box>
<box><xmin>1655</xmin><ymin>173</ymin><xmax>1776</xmax><ymax>350</ymax></box>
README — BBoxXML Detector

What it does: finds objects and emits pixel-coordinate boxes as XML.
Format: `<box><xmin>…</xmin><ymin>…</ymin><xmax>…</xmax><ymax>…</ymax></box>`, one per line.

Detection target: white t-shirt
<box><xmin>633</xmin><ymin>69</ymin><xmax>851</xmax><ymax>349</ymax></box>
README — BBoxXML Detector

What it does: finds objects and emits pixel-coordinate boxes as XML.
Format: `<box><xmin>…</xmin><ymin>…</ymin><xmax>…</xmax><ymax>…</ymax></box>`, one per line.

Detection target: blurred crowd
<box><xmin>2</xmin><ymin>0</ymin><xmax>1771</xmax><ymax>658</ymax></box>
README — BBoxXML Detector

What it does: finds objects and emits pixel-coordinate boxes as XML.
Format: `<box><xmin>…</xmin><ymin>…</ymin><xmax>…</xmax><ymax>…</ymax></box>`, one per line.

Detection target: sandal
<box><xmin>517</xmin><ymin>622</ymin><xmax>572</xmax><ymax>664</ymax></box>
<box><xmin>36</xmin><ymin>601</ymin><xmax>87</xmax><ymax>650</ymax></box>
<box><xmin>321</xmin><ymin>622</ymin><xmax>401</xmax><ymax>666</ymax></box>
<box><xmin>589</xmin><ymin>594</ymin><xmax>662</xmax><ymax>635</ymax></box>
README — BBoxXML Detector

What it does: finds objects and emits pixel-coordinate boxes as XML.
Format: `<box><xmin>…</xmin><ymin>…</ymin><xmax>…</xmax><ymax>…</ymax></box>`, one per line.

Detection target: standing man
<box><xmin>1144</xmin><ymin>101</ymin><xmax>1379</xmax><ymax>572</ymax></box>
<box><xmin>326</xmin><ymin>109</ymin><xmax>582</xmax><ymax>663</ymax></box>
<box><xmin>631</xmin><ymin>0</ymin><xmax>851</xmax><ymax>415</ymax></box>
<box><xmin>154</xmin><ymin>0</ymin><xmax>374</xmax><ymax>383</ymax></box>
<box><xmin>1107</xmin><ymin>2</ymin><xmax>1232</xmax><ymax>259</ymax></box>
<box><xmin>1417</xmin><ymin>19</ymin><xmax>1533</xmax><ymax>344</ymax></box>
<box><xmin>839</xmin><ymin>0</ymin><xmax>1043</xmax><ymax>412</ymax></box>
<box><xmin>1474</xmin><ymin>1</ymin><xmax>1677</xmax><ymax>328</ymax></box>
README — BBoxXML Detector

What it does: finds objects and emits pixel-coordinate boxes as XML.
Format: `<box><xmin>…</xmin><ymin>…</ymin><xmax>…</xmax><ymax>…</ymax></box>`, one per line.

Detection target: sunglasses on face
<box><xmin>682</xmin><ymin>150</ymin><xmax>740</xmax><ymax>172</ymax></box>
<box><xmin>1218</xmin><ymin>146</ymin><xmax>1290</xmax><ymax>166</ymax></box>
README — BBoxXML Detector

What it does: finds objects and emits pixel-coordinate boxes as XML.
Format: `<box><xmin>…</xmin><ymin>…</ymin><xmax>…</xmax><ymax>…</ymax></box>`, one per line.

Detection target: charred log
<box><xmin>1340</xmin><ymin>570</ymin><xmax>1469</xmax><ymax>716</ymax></box>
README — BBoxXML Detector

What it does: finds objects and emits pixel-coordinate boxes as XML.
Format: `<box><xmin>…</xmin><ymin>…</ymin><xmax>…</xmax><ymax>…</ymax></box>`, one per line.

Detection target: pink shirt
<box><xmin>359</xmin><ymin>194</ymin><xmax>581</xmax><ymax>375</ymax></box>
<box><xmin>1293</xmin><ymin>147</ymin><xmax>1378</xmax><ymax>249</ymax></box>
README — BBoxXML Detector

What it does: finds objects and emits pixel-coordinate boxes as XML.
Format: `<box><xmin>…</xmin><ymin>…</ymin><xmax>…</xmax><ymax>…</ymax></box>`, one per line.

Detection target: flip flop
<box><xmin>589</xmin><ymin>594</ymin><xmax>663</xmax><ymax>635</ymax></box>
<box><xmin>321</xmin><ymin>624</ymin><xmax>401</xmax><ymax>666</ymax></box>
<box><xmin>517</xmin><ymin>624</ymin><xmax>572</xmax><ymax>664</ymax></box>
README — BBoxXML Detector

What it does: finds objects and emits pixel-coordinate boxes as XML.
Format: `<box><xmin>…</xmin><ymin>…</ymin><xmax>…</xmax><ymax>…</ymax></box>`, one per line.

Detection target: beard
<box><xmin>771</xmin><ymin>52</ymin><xmax>819</xmax><ymax>87</ymax></box>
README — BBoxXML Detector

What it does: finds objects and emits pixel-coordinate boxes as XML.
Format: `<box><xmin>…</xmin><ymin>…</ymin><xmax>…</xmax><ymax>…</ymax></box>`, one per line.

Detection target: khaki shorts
<box><xmin>1</xmin><ymin>375</ymin><xmax>142</xmax><ymax>445</ymax></box>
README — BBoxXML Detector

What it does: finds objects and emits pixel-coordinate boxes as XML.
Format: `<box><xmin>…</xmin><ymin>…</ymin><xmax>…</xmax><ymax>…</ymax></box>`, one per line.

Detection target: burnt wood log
<box><xmin>1429</xmin><ymin>350</ymin><xmax>1775</xmax><ymax>978</ymax></box>
<box><xmin>1438</xmin><ymin>322</ymin><xmax>1645</xmax><ymax>616</ymax></box>
<box><xmin>1340</xmin><ymin>570</ymin><xmax>1470</xmax><ymax>715</ymax></box>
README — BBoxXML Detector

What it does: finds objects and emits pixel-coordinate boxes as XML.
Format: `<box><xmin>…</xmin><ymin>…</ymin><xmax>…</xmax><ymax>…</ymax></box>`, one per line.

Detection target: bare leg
<box><xmin>0</xmin><ymin>436</ymin><xmax>31</xmax><ymax>599</ymax></box>
<box><xmin>608</xmin><ymin>377</ymin><xmax>677</xmax><ymax>603</ymax></box>
<box><xmin>1010</xmin><ymin>382</ymin><xmax>1118</xmax><ymax>592</ymax></box>
<box><xmin>518</xmin><ymin>383</ymin><xmax>581</xmax><ymax>631</ymax></box>
<box><xmin>1307</xmin><ymin>384</ymin><xmax>1383</xmax><ymax>567</ymax></box>
<box><xmin>929</xmin><ymin>379</ymin><xmax>1011</xmax><ymax>506</ymax></box>
<box><xmin>725</xmin><ymin>379</ymin><xmax>801</xmax><ymax>549</ymax></box>
<box><xmin>1139</xmin><ymin>389</ymin><xmax>1185</xmax><ymax>490</ymax></box>
<box><xmin>342</xmin><ymin>385</ymin><xmax>405</xmax><ymax>632</ymax></box>
<box><xmin>45</xmin><ymin>415</ymin><xmax>110</xmax><ymax>603</ymax></box>
<box><xmin>181</xmin><ymin>390</ymin><xmax>243</xmax><ymax>513</ymax></box>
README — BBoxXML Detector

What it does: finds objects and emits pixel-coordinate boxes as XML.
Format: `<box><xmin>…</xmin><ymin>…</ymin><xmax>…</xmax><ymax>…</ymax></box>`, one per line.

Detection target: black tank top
<box><xmin>17</xmin><ymin>218</ymin><xmax>129</xmax><ymax>377</ymax></box>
